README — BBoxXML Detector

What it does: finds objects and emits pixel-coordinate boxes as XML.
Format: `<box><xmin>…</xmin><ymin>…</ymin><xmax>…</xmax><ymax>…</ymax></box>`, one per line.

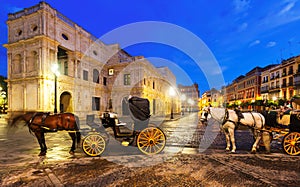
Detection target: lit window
<box><xmin>108</xmin><ymin>69</ymin><xmax>114</xmax><ymax>76</ymax></box>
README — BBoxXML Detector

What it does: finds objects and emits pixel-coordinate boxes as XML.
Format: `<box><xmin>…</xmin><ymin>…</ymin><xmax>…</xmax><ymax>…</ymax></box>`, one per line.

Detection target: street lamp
<box><xmin>251</xmin><ymin>99</ymin><xmax>255</xmax><ymax>111</ymax></box>
<box><xmin>169</xmin><ymin>87</ymin><xmax>176</xmax><ymax>119</ymax></box>
<box><xmin>51</xmin><ymin>64</ymin><xmax>60</xmax><ymax>113</ymax></box>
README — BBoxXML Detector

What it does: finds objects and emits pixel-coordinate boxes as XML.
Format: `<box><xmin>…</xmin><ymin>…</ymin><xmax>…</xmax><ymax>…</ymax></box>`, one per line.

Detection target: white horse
<box><xmin>210</xmin><ymin>108</ymin><xmax>270</xmax><ymax>153</ymax></box>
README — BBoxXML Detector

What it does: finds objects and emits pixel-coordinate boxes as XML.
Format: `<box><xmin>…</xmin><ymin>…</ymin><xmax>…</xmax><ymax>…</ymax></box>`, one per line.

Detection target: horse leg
<box><xmin>228</xmin><ymin>128</ymin><xmax>236</xmax><ymax>153</ymax></box>
<box><xmin>224</xmin><ymin>132</ymin><xmax>231</xmax><ymax>151</ymax></box>
<box><xmin>76</xmin><ymin>131</ymin><xmax>81</xmax><ymax>148</ymax></box>
<box><xmin>262</xmin><ymin>131</ymin><xmax>271</xmax><ymax>154</ymax></box>
<box><xmin>69</xmin><ymin>132</ymin><xmax>76</xmax><ymax>155</ymax></box>
<box><xmin>34</xmin><ymin>131</ymin><xmax>47</xmax><ymax>156</ymax></box>
<box><xmin>251</xmin><ymin>130</ymin><xmax>262</xmax><ymax>154</ymax></box>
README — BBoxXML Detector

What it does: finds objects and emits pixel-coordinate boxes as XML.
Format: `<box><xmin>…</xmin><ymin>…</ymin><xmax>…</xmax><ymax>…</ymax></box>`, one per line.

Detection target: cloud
<box><xmin>237</xmin><ymin>22</ymin><xmax>248</xmax><ymax>32</ymax></box>
<box><xmin>233</xmin><ymin>0</ymin><xmax>251</xmax><ymax>13</ymax></box>
<box><xmin>278</xmin><ymin>1</ymin><xmax>296</xmax><ymax>16</ymax></box>
<box><xmin>249</xmin><ymin>40</ymin><xmax>260</xmax><ymax>47</ymax></box>
<box><xmin>266</xmin><ymin>41</ymin><xmax>276</xmax><ymax>47</ymax></box>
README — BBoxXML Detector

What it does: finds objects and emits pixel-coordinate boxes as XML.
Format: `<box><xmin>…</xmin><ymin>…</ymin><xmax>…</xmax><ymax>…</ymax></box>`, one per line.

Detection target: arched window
<box><xmin>93</xmin><ymin>69</ymin><xmax>100</xmax><ymax>83</ymax></box>
<box><xmin>12</xmin><ymin>54</ymin><xmax>22</xmax><ymax>74</ymax></box>
<box><xmin>27</xmin><ymin>51</ymin><xmax>38</xmax><ymax>72</ymax></box>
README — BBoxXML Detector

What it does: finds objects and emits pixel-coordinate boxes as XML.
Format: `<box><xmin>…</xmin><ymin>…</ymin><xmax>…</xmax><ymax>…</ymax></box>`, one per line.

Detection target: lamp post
<box><xmin>51</xmin><ymin>64</ymin><xmax>60</xmax><ymax>113</ymax></box>
<box><xmin>251</xmin><ymin>99</ymin><xmax>255</xmax><ymax>111</ymax></box>
<box><xmin>169</xmin><ymin>87</ymin><xmax>176</xmax><ymax>119</ymax></box>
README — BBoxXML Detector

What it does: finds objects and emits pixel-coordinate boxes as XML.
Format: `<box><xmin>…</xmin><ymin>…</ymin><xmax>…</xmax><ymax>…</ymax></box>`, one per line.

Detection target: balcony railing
<box><xmin>270</xmin><ymin>85</ymin><xmax>280</xmax><ymax>90</ymax></box>
<box><xmin>261</xmin><ymin>86</ymin><xmax>269</xmax><ymax>93</ymax></box>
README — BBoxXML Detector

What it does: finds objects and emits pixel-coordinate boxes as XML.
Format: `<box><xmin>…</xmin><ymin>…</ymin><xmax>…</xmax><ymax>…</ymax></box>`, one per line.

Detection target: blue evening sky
<box><xmin>1</xmin><ymin>0</ymin><xmax>300</xmax><ymax>94</ymax></box>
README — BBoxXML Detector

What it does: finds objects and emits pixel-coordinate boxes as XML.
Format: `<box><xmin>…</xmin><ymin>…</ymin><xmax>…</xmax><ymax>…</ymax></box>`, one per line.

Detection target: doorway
<box><xmin>60</xmin><ymin>92</ymin><xmax>72</xmax><ymax>113</ymax></box>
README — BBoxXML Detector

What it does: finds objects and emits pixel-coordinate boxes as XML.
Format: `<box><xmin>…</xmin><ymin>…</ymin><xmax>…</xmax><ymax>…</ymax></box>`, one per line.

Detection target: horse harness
<box><xmin>222</xmin><ymin>109</ymin><xmax>263</xmax><ymax>129</ymax></box>
<box><xmin>27</xmin><ymin>112</ymin><xmax>72</xmax><ymax>132</ymax></box>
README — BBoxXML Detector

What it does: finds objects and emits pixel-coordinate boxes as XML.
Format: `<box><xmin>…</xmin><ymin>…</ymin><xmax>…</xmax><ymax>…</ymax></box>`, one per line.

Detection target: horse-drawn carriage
<box><xmin>263</xmin><ymin>104</ymin><xmax>300</xmax><ymax>156</ymax></box>
<box><xmin>82</xmin><ymin>96</ymin><xmax>166</xmax><ymax>156</ymax></box>
<box><xmin>10</xmin><ymin>96</ymin><xmax>166</xmax><ymax>157</ymax></box>
<box><xmin>210</xmin><ymin>104</ymin><xmax>300</xmax><ymax>156</ymax></box>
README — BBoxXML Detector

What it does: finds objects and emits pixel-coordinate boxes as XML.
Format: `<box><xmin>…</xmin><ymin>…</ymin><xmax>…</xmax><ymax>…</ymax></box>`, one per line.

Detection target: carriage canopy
<box><xmin>128</xmin><ymin>96</ymin><xmax>150</xmax><ymax>121</ymax></box>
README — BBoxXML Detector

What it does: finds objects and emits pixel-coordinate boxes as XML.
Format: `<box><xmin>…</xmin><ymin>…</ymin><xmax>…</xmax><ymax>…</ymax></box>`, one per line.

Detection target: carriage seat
<box><xmin>100</xmin><ymin>112</ymin><xmax>118</xmax><ymax>127</ymax></box>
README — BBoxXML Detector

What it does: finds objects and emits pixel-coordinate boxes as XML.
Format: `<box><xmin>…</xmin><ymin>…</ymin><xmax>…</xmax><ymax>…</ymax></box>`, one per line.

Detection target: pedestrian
<box><xmin>203</xmin><ymin>105</ymin><xmax>210</xmax><ymax>121</ymax></box>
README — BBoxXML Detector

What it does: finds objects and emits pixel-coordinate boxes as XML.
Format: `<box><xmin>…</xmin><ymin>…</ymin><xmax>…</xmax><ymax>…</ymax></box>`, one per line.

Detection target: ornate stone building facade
<box><xmin>4</xmin><ymin>2</ymin><xmax>178</xmax><ymax>119</ymax></box>
<box><xmin>103</xmin><ymin>48</ymin><xmax>179</xmax><ymax>116</ymax></box>
<box><xmin>261</xmin><ymin>56</ymin><xmax>300</xmax><ymax>107</ymax></box>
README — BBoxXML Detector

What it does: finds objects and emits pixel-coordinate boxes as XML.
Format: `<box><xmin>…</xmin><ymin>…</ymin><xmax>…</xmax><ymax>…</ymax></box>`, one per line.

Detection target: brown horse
<box><xmin>9</xmin><ymin>112</ymin><xmax>81</xmax><ymax>156</ymax></box>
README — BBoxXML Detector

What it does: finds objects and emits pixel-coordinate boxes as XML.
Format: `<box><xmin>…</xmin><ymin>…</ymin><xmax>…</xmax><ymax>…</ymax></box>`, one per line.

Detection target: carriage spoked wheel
<box><xmin>137</xmin><ymin>127</ymin><xmax>166</xmax><ymax>155</ymax></box>
<box><xmin>282</xmin><ymin>132</ymin><xmax>300</xmax><ymax>156</ymax></box>
<box><xmin>82</xmin><ymin>134</ymin><xmax>106</xmax><ymax>156</ymax></box>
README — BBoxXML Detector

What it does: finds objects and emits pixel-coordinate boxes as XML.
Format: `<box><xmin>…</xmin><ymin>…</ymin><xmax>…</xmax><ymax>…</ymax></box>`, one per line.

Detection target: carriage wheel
<box><xmin>282</xmin><ymin>132</ymin><xmax>300</xmax><ymax>156</ymax></box>
<box><xmin>82</xmin><ymin>134</ymin><xmax>106</xmax><ymax>157</ymax></box>
<box><xmin>137</xmin><ymin>127</ymin><xmax>166</xmax><ymax>155</ymax></box>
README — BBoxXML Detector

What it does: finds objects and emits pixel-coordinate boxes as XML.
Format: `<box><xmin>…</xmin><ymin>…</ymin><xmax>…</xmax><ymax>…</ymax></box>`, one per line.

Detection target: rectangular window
<box><xmin>124</xmin><ymin>74</ymin><xmax>131</xmax><ymax>85</ymax></box>
<box><xmin>92</xmin><ymin>97</ymin><xmax>100</xmax><ymax>111</ymax></box>
<box><xmin>83</xmin><ymin>70</ymin><xmax>88</xmax><ymax>81</ymax></box>
<box><xmin>103</xmin><ymin>77</ymin><xmax>107</xmax><ymax>86</ymax></box>
<box><xmin>64</xmin><ymin>61</ymin><xmax>68</xmax><ymax>75</ymax></box>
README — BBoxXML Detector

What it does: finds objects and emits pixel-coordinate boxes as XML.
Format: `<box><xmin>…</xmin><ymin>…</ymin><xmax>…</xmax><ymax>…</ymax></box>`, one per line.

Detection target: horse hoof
<box><xmin>69</xmin><ymin>151</ymin><xmax>75</xmax><ymax>155</ymax></box>
<box><xmin>251</xmin><ymin>150</ymin><xmax>257</xmax><ymax>154</ymax></box>
<box><xmin>39</xmin><ymin>152</ymin><xmax>46</xmax><ymax>156</ymax></box>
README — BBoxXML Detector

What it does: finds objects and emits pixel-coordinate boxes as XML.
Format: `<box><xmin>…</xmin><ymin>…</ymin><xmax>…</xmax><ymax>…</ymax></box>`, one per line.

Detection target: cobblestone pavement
<box><xmin>0</xmin><ymin>113</ymin><xmax>299</xmax><ymax>186</ymax></box>
<box><xmin>1</xmin><ymin>153</ymin><xmax>299</xmax><ymax>186</ymax></box>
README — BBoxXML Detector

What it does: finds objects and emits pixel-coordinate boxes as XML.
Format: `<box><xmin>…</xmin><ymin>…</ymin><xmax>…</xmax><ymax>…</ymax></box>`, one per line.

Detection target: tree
<box><xmin>0</xmin><ymin>76</ymin><xmax>7</xmax><ymax>113</ymax></box>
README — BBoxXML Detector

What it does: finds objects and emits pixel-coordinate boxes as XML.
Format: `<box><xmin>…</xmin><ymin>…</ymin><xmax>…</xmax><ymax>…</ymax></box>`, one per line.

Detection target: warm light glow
<box><xmin>188</xmin><ymin>98</ymin><xmax>194</xmax><ymax>105</ymax></box>
<box><xmin>272</xmin><ymin>96</ymin><xmax>277</xmax><ymax>101</ymax></box>
<box><xmin>51</xmin><ymin>64</ymin><xmax>60</xmax><ymax>76</ymax></box>
<box><xmin>169</xmin><ymin>87</ymin><xmax>176</xmax><ymax>97</ymax></box>
<box><xmin>181</xmin><ymin>94</ymin><xmax>186</xmax><ymax>101</ymax></box>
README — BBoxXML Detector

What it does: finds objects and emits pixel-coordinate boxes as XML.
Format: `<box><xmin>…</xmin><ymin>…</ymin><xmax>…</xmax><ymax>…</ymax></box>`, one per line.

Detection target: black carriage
<box><xmin>264</xmin><ymin>106</ymin><xmax>300</xmax><ymax>156</ymax></box>
<box><xmin>81</xmin><ymin>96</ymin><xmax>166</xmax><ymax>156</ymax></box>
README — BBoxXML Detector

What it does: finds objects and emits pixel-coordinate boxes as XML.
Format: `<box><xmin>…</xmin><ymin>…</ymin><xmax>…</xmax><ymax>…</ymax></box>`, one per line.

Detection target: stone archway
<box><xmin>60</xmin><ymin>92</ymin><xmax>72</xmax><ymax>113</ymax></box>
